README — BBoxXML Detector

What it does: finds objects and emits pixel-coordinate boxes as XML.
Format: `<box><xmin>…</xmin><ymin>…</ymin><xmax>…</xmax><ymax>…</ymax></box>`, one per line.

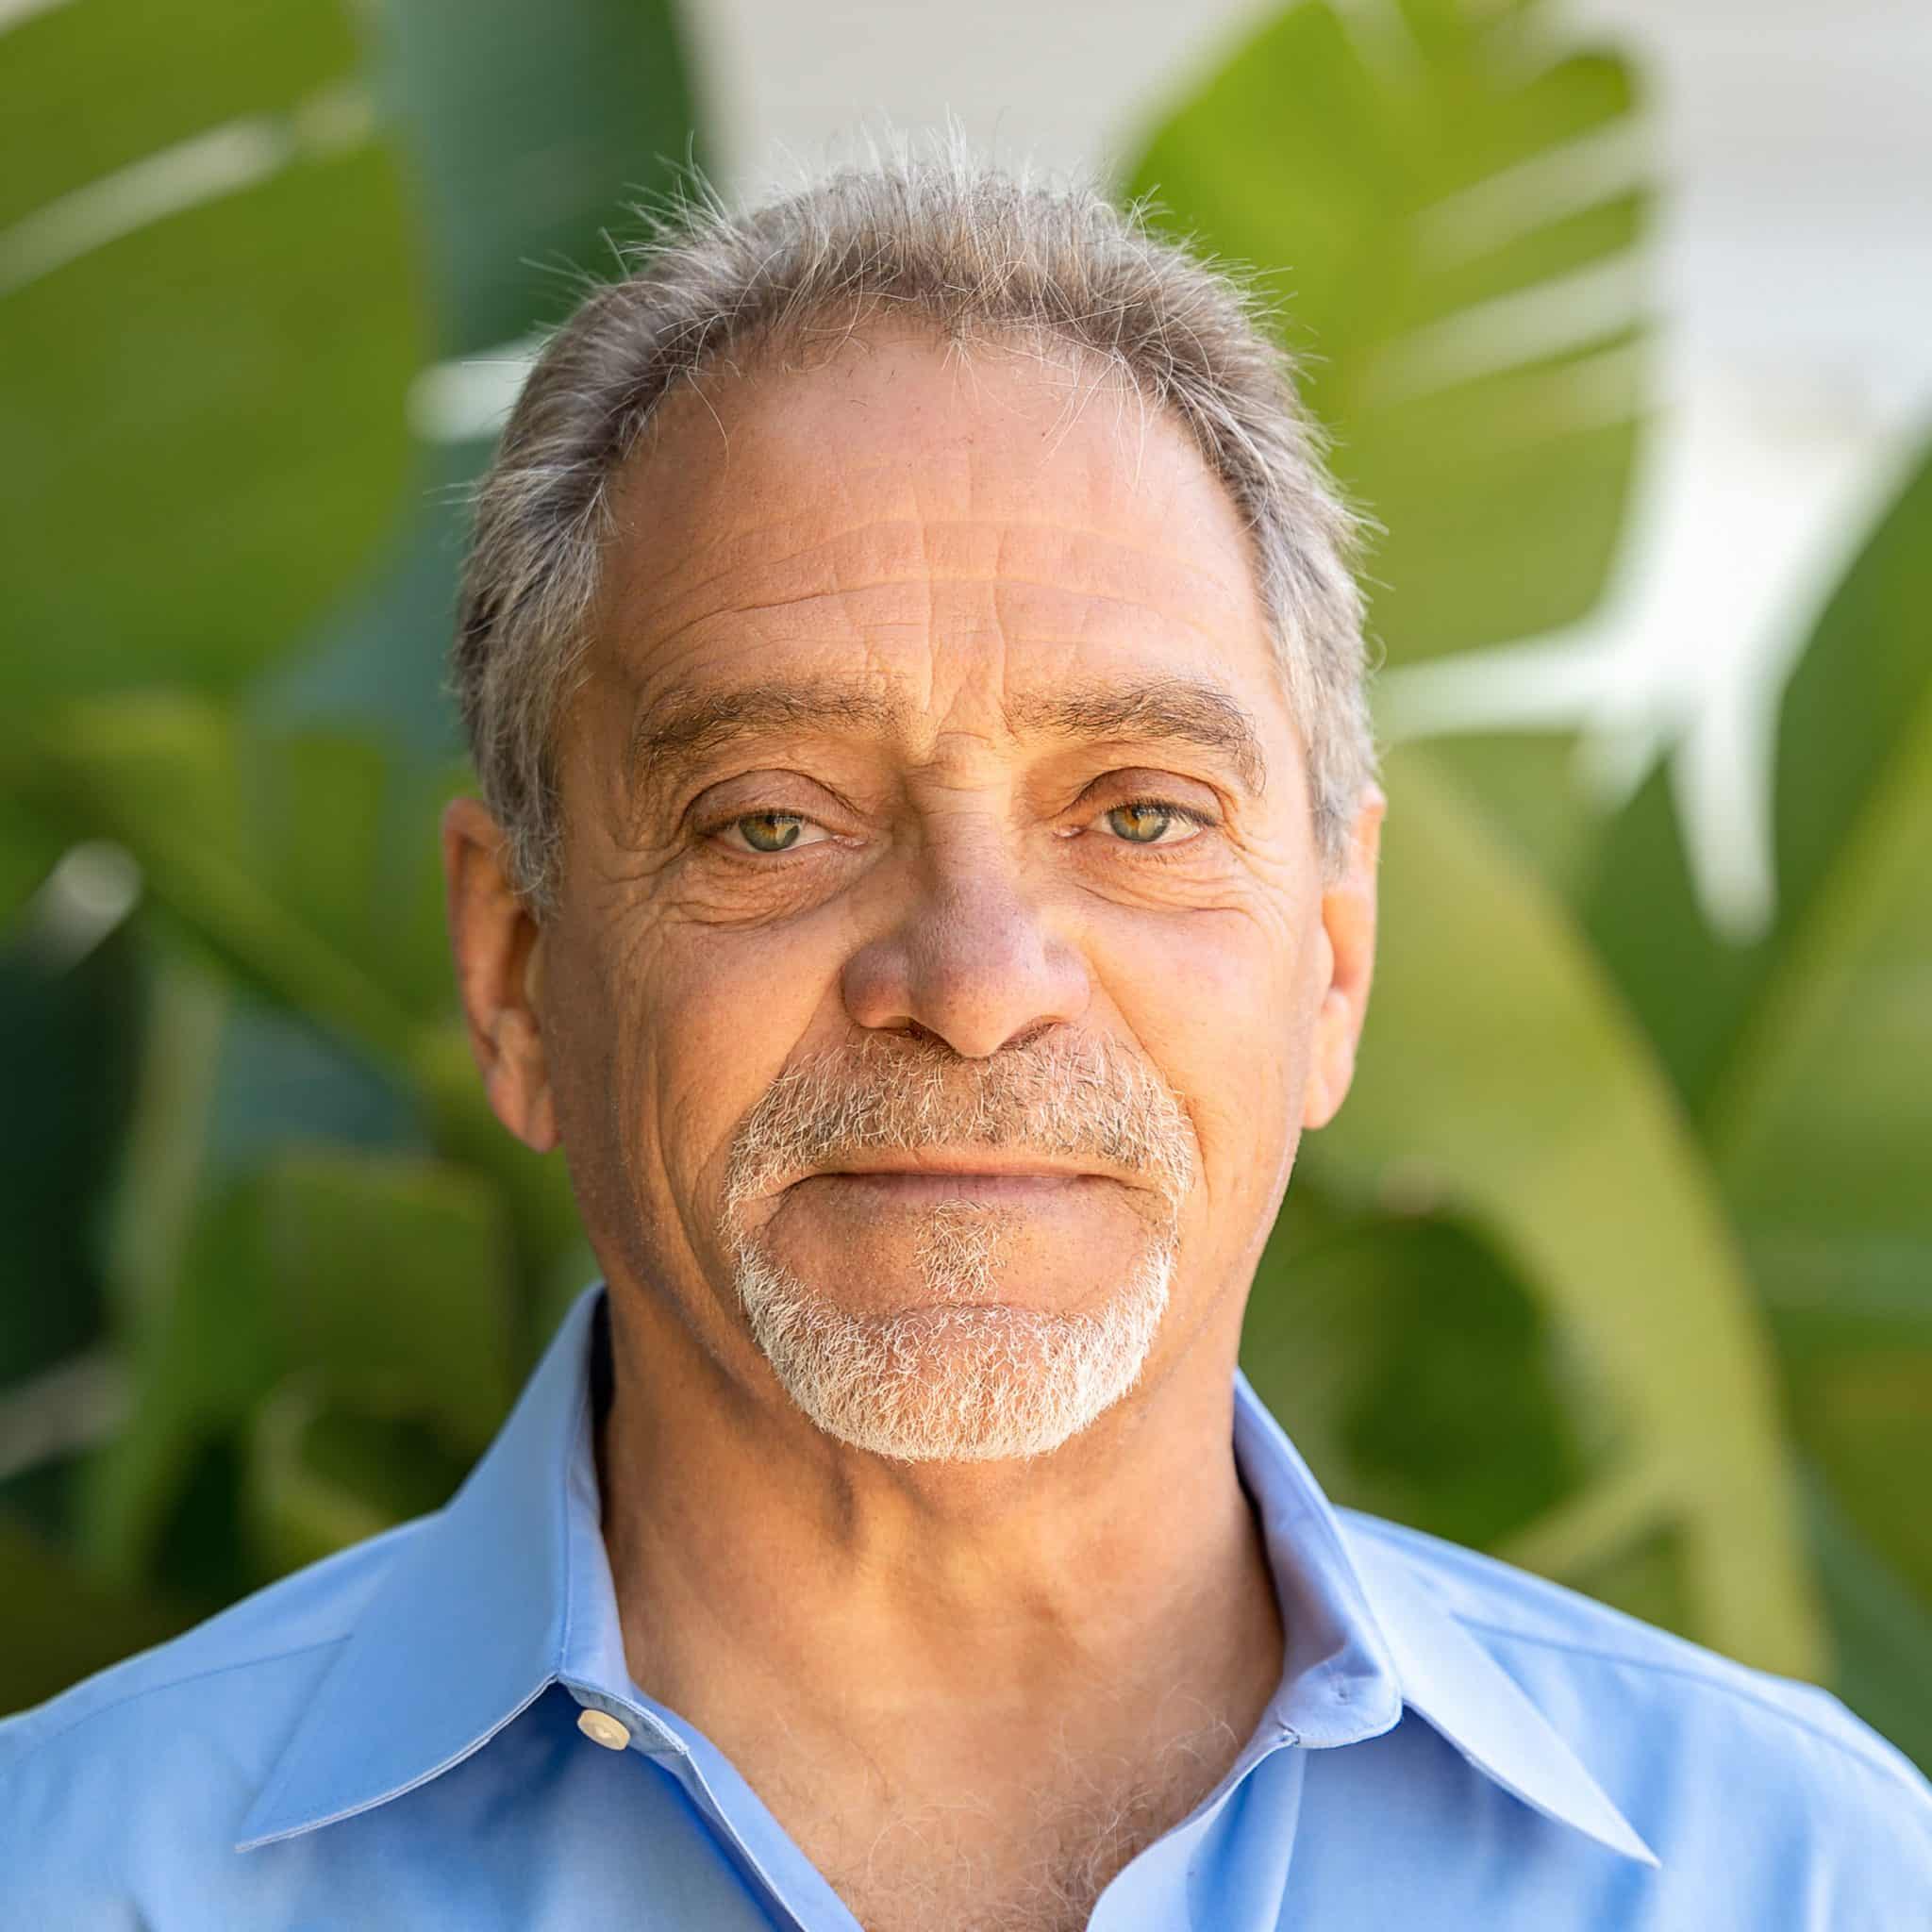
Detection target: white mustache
<box><xmin>721</xmin><ymin>1031</ymin><xmax>1198</xmax><ymax>1215</ymax></box>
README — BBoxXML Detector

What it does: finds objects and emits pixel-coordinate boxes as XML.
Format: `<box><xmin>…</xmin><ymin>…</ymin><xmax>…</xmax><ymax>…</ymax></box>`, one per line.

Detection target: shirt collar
<box><xmin>238</xmin><ymin>1281</ymin><xmax>1654</xmax><ymax>1868</ymax></box>
<box><xmin>1233</xmin><ymin>1379</ymin><xmax>1657</xmax><ymax>1867</ymax></box>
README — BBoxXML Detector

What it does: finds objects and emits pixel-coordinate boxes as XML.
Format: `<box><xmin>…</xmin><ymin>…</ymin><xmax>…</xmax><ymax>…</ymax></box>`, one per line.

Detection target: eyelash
<box><xmin>701</xmin><ymin>796</ymin><xmax>1217</xmax><ymax>862</ymax></box>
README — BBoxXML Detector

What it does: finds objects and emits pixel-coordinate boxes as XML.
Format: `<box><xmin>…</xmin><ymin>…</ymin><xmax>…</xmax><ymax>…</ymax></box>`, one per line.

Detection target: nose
<box><xmin>841</xmin><ymin>839</ymin><xmax>1091</xmax><ymax>1059</ymax></box>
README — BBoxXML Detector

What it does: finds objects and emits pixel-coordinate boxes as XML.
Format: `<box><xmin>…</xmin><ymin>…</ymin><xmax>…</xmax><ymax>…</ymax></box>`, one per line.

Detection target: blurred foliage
<box><xmin>1128</xmin><ymin>0</ymin><xmax>1649</xmax><ymax>667</ymax></box>
<box><xmin>0</xmin><ymin>0</ymin><xmax>1925</xmax><ymax>1776</ymax></box>
<box><xmin>1132</xmin><ymin>0</ymin><xmax>1928</xmax><ymax>1764</ymax></box>
<box><xmin>0</xmin><ymin>0</ymin><xmax>697</xmax><ymax>1686</ymax></box>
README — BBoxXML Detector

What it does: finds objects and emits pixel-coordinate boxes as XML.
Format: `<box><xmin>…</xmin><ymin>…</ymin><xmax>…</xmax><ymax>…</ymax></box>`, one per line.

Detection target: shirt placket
<box><xmin>1087</xmin><ymin>1724</ymin><xmax>1307</xmax><ymax>1931</ymax></box>
<box><xmin>561</xmin><ymin>1679</ymin><xmax>863</xmax><ymax>1931</ymax></box>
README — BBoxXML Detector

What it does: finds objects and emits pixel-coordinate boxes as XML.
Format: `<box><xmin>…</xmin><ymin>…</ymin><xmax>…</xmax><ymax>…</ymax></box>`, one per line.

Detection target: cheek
<box><xmin>614</xmin><ymin>910</ymin><xmax>846</xmax><ymax>1208</ymax></box>
<box><xmin>1095</xmin><ymin>901</ymin><xmax>1310</xmax><ymax>1200</ymax></box>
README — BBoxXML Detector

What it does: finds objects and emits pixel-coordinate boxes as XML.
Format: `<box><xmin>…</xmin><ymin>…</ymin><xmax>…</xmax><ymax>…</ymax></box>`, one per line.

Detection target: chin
<box><xmin>729</xmin><ymin>1235</ymin><xmax>1177</xmax><ymax>1464</ymax></box>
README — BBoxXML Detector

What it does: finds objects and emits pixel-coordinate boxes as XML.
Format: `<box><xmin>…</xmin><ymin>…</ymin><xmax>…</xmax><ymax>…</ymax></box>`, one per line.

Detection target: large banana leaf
<box><xmin>1124</xmin><ymin>0</ymin><xmax>1654</xmax><ymax>668</ymax></box>
<box><xmin>0</xmin><ymin>0</ymin><xmax>424</xmax><ymax>706</ymax></box>
<box><xmin>0</xmin><ymin>0</ymin><xmax>356</xmax><ymax>225</ymax></box>
<box><xmin>1243</xmin><ymin>1196</ymin><xmax>1594</xmax><ymax>1556</ymax></box>
<box><xmin>77</xmin><ymin>1144</ymin><xmax>519</xmax><ymax>1586</ymax></box>
<box><xmin>1580</xmin><ymin>445</ymin><xmax>1932</xmax><ymax>1756</ymax></box>
<box><xmin>1585</xmin><ymin>447</ymin><xmax>1932</xmax><ymax>1150</ymax></box>
<box><xmin>0</xmin><ymin>920</ymin><xmax>142</xmax><ymax>1390</ymax></box>
<box><xmin>0</xmin><ymin>1512</ymin><xmax>206</xmax><ymax>1715</ymax></box>
<box><xmin>1305</xmin><ymin>743</ymin><xmax>1822</xmax><ymax>1674</ymax></box>
<box><xmin>4</xmin><ymin>693</ymin><xmax>577</xmax><ymax>1584</ymax></box>
<box><xmin>1246</xmin><ymin>1186</ymin><xmax>1696</xmax><ymax>1641</ymax></box>
<box><xmin>1806</xmin><ymin>1471</ymin><xmax>1932</xmax><ymax>1775</ymax></box>
<box><xmin>22</xmin><ymin>692</ymin><xmax>587</xmax><ymax>1267</ymax></box>
<box><xmin>10</xmin><ymin>697</ymin><xmax>441</xmax><ymax>1063</ymax></box>
<box><xmin>1124</xmin><ymin>0</ymin><xmax>1824</xmax><ymax>1679</ymax></box>
<box><xmin>262</xmin><ymin>0</ymin><xmax>708</xmax><ymax>757</ymax></box>
<box><xmin>370</xmin><ymin>0</ymin><xmax>707</xmax><ymax>358</ymax></box>
<box><xmin>12</xmin><ymin>694</ymin><xmax>582</xmax><ymax>1271</ymax></box>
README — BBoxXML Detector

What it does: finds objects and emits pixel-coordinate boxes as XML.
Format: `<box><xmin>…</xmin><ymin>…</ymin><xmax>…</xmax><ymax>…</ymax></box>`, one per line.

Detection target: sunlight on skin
<box><xmin>441</xmin><ymin>325</ymin><xmax>1385</xmax><ymax>1916</ymax></box>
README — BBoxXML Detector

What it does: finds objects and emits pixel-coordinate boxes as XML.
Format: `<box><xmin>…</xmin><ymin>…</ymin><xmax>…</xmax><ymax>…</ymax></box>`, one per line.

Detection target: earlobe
<box><xmin>1301</xmin><ymin>784</ymin><xmax>1386</xmax><ymax>1133</ymax></box>
<box><xmin>441</xmin><ymin>795</ymin><xmax>560</xmax><ymax>1155</ymax></box>
<box><xmin>505</xmin><ymin>926</ymin><xmax>559</xmax><ymax>1153</ymax></box>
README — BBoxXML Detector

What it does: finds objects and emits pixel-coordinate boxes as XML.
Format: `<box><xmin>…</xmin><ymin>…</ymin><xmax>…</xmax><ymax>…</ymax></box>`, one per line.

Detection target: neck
<box><xmin>594</xmin><ymin>1277</ymin><xmax>1285</xmax><ymax>1814</ymax></box>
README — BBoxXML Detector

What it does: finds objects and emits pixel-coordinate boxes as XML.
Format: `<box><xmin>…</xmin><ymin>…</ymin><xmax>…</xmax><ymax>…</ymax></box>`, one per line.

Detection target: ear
<box><xmin>441</xmin><ymin>795</ymin><xmax>559</xmax><ymax>1153</ymax></box>
<box><xmin>1302</xmin><ymin>783</ymin><xmax>1387</xmax><ymax>1132</ymax></box>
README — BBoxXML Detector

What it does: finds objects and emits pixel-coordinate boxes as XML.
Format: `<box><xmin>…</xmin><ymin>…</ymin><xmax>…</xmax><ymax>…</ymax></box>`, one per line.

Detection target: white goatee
<box><xmin>719</xmin><ymin>1032</ymin><xmax>1194</xmax><ymax>1464</ymax></box>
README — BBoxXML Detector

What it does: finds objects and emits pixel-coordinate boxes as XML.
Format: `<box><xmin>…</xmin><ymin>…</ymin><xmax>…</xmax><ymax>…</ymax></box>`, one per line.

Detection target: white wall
<box><xmin>691</xmin><ymin>0</ymin><xmax>1932</xmax><ymax>425</ymax></box>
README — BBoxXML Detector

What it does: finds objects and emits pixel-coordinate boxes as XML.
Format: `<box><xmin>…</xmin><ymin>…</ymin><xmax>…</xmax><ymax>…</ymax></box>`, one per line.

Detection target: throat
<box><xmin>791</xmin><ymin>1707</ymin><xmax>1248</xmax><ymax>1932</ymax></box>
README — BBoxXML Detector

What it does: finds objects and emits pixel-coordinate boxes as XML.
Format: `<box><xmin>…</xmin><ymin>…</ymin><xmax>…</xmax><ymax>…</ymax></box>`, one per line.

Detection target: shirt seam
<box><xmin>1446</xmin><ymin>1613</ymin><xmax>1926</xmax><ymax>1799</ymax></box>
<box><xmin>0</xmin><ymin>1632</ymin><xmax>353</xmax><ymax>1782</ymax></box>
<box><xmin>239</xmin><ymin>1335</ymin><xmax>593</xmax><ymax>1843</ymax></box>
<box><xmin>558</xmin><ymin>1324</ymin><xmax>591</xmax><ymax>1674</ymax></box>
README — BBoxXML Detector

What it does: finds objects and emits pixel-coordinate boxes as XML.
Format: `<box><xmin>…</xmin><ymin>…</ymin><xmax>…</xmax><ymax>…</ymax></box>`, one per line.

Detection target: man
<box><xmin>4</xmin><ymin>148</ymin><xmax>1928</xmax><ymax>1931</ymax></box>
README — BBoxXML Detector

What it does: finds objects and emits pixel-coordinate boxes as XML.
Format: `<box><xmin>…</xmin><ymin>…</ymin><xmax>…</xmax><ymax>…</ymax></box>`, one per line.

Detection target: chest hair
<box><xmin>807</xmin><ymin>1708</ymin><xmax>1243</xmax><ymax>1932</ymax></box>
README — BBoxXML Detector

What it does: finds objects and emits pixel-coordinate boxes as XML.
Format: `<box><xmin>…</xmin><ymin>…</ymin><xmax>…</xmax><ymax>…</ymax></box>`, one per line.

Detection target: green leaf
<box><xmin>1242</xmin><ymin>1199</ymin><xmax>1597</xmax><ymax>1553</ymax></box>
<box><xmin>0</xmin><ymin>0</ymin><xmax>687</xmax><ymax>1695</ymax></box>
<box><xmin>1708</xmin><ymin>554</ymin><xmax>1932</xmax><ymax>1259</ymax></box>
<box><xmin>235</xmin><ymin>1144</ymin><xmax>522</xmax><ymax>1581</ymax></box>
<box><xmin>0</xmin><ymin>917</ymin><xmax>144</xmax><ymax>1384</ymax></box>
<box><xmin>16</xmin><ymin>695</ymin><xmax>588</xmax><ymax>1381</ymax></box>
<box><xmin>1123</xmin><ymin>0</ymin><xmax>1655</xmax><ymax>665</ymax></box>
<box><xmin>0</xmin><ymin>0</ymin><xmax>361</xmax><ymax>230</ymax></box>
<box><xmin>259</xmin><ymin>0</ymin><xmax>709</xmax><ymax>758</ymax></box>
<box><xmin>16</xmin><ymin>697</ymin><xmax>451</xmax><ymax>1066</ymax></box>
<box><xmin>1586</xmin><ymin>447</ymin><xmax>1932</xmax><ymax>1135</ymax></box>
<box><xmin>1558</xmin><ymin>1520</ymin><xmax>1692</xmax><ymax>1641</ymax></box>
<box><xmin>74</xmin><ymin>1171</ymin><xmax>278</xmax><ymax>1585</ymax></box>
<box><xmin>77</xmin><ymin>1141</ymin><xmax>515</xmax><ymax>1582</ymax></box>
<box><xmin>0</xmin><ymin>800</ymin><xmax>69</xmax><ymax>930</ymax></box>
<box><xmin>1805</xmin><ymin>1470</ymin><xmax>1932</xmax><ymax>1774</ymax></box>
<box><xmin>1581</xmin><ymin>445</ymin><xmax>1932</xmax><ymax>1671</ymax></box>
<box><xmin>1405</xmin><ymin>726</ymin><xmax>1608</xmax><ymax>905</ymax></box>
<box><xmin>371</xmin><ymin>0</ymin><xmax>708</xmax><ymax>357</ymax></box>
<box><xmin>257</xmin><ymin>1147</ymin><xmax>518</xmax><ymax>1453</ymax></box>
<box><xmin>243</xmin><ymin>1374</ymin><xmax>472</xmax><ymax>1580</ymax></box>
<box><xmin>1308</xmin><ymin>741</ymin><xmax>1824</xmax><ymax>1674</ymax></box>
<box><xmin>0</xmin><ymin>1510</ymin><xmax>207</xmax><ymax>1719</ymax></box>
<box><xmin>1785</xmin><ymin>1346</ymin><xmax>1932</xmax><ymax>1614</ymax></box>
<box><xmin>0</xmin><ymin>0</ymin><xmax>425</xmax><ymax>703</ymax></box>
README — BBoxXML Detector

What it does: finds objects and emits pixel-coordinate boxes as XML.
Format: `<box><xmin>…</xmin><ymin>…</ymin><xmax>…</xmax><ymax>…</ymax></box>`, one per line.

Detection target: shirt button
<box><xmin>576</xmin><ymin>1708</ymin><xmax>633</xmax><ymax>1751</ymax></box>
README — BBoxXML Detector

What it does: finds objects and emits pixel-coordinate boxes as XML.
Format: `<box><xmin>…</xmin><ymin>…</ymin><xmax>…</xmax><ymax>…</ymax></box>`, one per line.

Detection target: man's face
<box><xmin>495</xmin><ymin>329</ymin><xmax>1379</xmax><ymax>1462</ymax></box>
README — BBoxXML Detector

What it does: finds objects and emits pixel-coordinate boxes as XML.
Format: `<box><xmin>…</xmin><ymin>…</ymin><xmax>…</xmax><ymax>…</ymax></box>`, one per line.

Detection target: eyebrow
<box><xmin>625</xmin><ymin>672</ymin><xmax>1270</xmax><ymax>805</ymax></box>
<box><xmin>1007</xmin><ymin>679</ymin><xmax>1270</xmax><ymax>796</ymax></box>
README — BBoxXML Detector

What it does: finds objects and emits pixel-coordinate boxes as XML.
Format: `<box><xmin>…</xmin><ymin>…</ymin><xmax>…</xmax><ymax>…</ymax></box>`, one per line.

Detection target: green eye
<box><xmin>1107</xmin><ymin>802</ymin><xmax>1183</xmax><ymax>843</ymax></box>
<box><xmin>737</xmin><ymin>813</ymin><xmax>805</xmax><ymax>853</ymax></box>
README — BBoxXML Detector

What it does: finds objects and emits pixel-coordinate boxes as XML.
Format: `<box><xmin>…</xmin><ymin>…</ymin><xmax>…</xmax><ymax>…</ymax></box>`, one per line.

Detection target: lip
<box><xmin>777</xmin><ymin>1149</ymin><xmax>1140</xmax><ymax>1204</ymax></box>
<box><xmin>793</xmin><ymin>1171</ymin><xmax>1110</xmax><ymax>1204</ymax></box>
<box><xmin>817</xmin><ymin>1154</ymin><xmax>1102</xmax><ymax>1178</ymax></box>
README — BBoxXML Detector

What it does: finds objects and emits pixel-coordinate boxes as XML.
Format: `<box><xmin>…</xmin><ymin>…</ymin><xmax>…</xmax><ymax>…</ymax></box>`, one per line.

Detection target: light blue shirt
<box><xmin>5</xmin><ymin>1280</ymin><xmax>1928</xmax><ymax>1928</ymax></box>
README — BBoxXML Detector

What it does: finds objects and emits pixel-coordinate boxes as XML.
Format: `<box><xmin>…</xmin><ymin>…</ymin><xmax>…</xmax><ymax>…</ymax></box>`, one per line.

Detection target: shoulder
<box><xmin>1341</xmin><ymin>1507</ymin><xmax>1932</xmax><ymax>1892</ymax></box>
<box><xmin>0</xmin><ymin>1517</ymin><xmax>429</xmax><ymax>1907</ymax></box>
<box><xmin>1341</xmin><ymin>1507</ymin><xmax>1910</xmax><ymax>1775</ymax></box>
<box><xmin>0</xmin><ymin>1514</ymin><xmax>423</xmax><ymax>1767</ymax></box>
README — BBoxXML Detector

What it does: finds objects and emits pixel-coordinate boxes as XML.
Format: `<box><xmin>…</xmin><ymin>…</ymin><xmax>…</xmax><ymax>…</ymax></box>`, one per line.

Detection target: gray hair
<box><xmin>451</xmin><ymin>139</ymin><xmax>1381</xmax><ymax>913</ymax></box>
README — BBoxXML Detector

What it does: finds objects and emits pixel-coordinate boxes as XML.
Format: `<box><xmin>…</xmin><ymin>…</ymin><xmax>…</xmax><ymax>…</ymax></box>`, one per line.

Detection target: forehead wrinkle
<box><xmin>622</xmin><ymin>573</ymin><xmax>1241</xmax><ymax>679</ymax></box>
<box><xmin>604</xmin><ymin>511</ymin><xmax>1259</xmax><ymax>669</ymax></box>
